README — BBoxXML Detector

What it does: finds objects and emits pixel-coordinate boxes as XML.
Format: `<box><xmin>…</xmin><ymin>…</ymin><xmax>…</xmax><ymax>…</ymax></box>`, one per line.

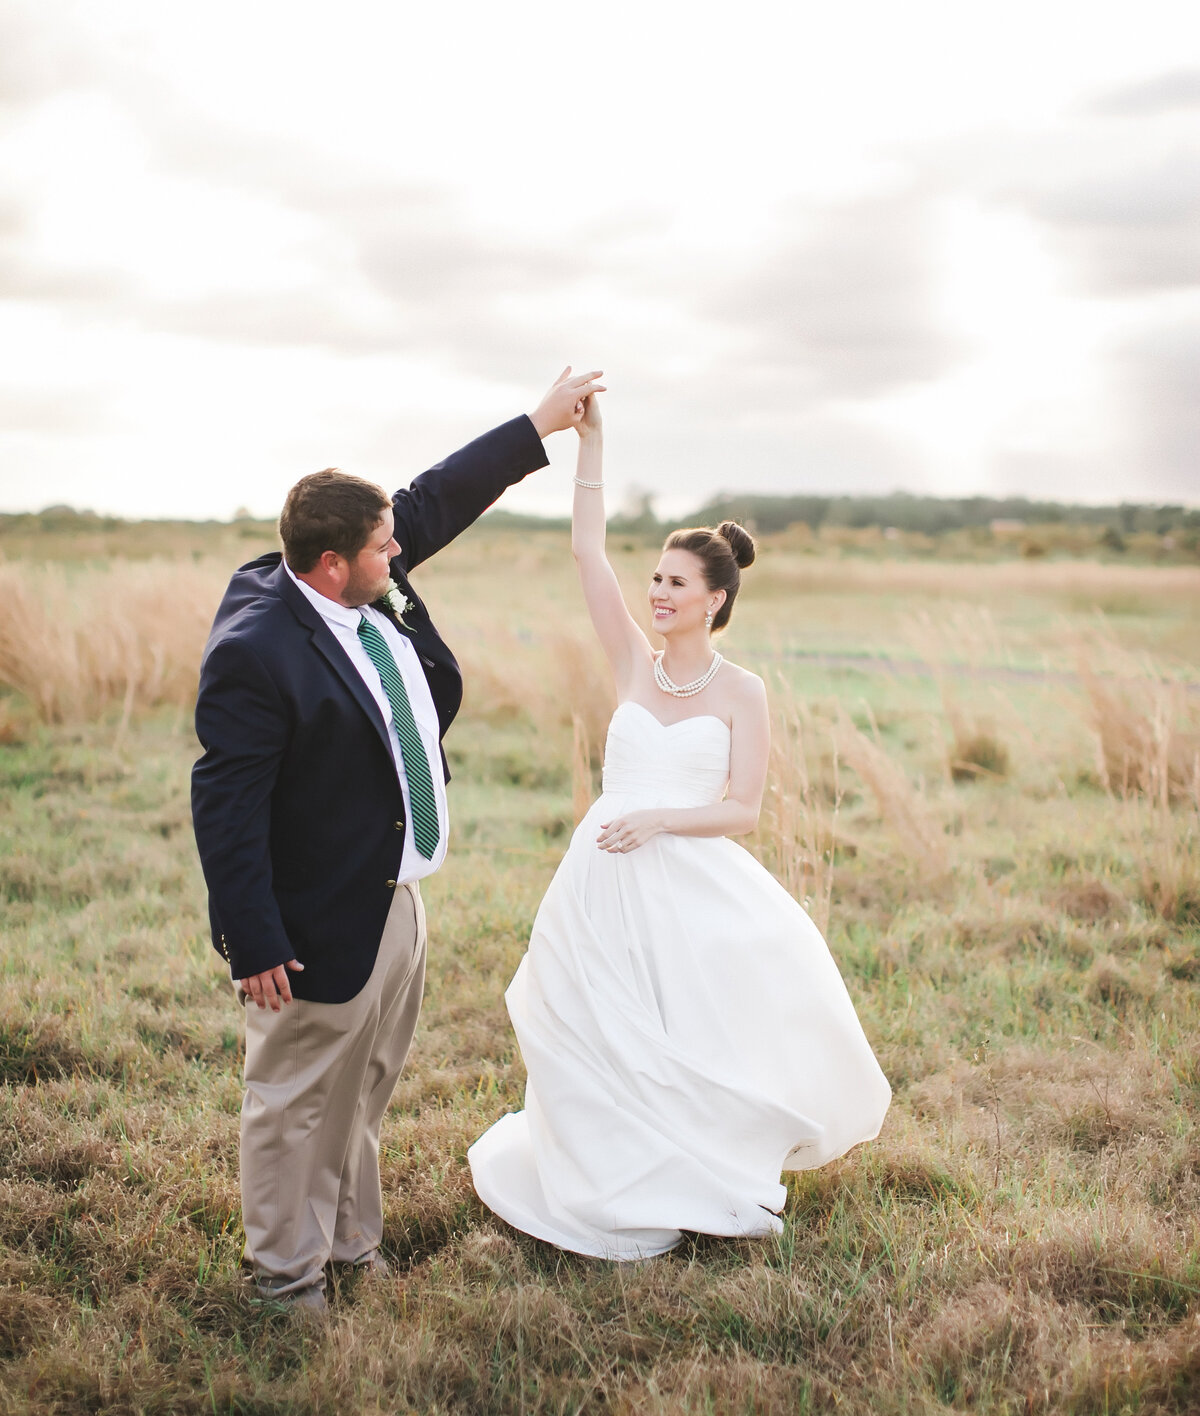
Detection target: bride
<box><xmin>468</xmin><ymin>391</ymin><xmax>891</xmax><ymax>1261</ymax></box>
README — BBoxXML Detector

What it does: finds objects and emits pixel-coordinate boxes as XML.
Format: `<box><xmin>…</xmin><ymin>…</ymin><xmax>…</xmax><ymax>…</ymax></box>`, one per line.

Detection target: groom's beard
<box><xmin>342</xmin><ymin>566</ymin><xmax>393</xmax><ymax>609</ymax></box>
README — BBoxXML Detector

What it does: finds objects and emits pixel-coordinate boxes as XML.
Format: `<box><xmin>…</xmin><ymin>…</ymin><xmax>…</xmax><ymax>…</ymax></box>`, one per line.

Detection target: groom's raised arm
<box><xmin>392</xmin><ymin>416</ymin><xmax>547</xmax><ymax>572</ymax></box>
<box><xmin>393</xmin><ymin>369</ymin><xmax>604</xmax><ymax>571</ymax></box>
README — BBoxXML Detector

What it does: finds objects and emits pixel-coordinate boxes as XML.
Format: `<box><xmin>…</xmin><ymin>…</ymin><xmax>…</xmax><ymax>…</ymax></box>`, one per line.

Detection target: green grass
<box><xmin>0</xmin><ymin>536</ymin><xmax>1198</xmax><ymax>1413</ymax></box>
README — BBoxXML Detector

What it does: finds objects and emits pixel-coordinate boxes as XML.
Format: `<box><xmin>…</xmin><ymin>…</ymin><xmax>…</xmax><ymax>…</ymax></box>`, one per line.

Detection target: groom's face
<box><xmin>341</xmin><ymin>509</ymin><xmax>400</xmax><ymax>607</ymax></box>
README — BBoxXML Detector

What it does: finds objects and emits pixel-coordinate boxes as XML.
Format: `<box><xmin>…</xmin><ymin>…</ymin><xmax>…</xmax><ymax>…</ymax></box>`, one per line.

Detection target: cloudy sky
<box><xmin>1</xmin><ymin>0</ymin><xmax>1197</xmax><ymax>521</ymax></box>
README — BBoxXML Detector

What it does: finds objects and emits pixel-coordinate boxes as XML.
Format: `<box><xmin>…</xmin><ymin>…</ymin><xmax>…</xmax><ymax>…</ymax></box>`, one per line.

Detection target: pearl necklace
<box><xmin>654</xmin><ymin>650</ymin><xmax>723</xmax><ymax>698</ymax></box>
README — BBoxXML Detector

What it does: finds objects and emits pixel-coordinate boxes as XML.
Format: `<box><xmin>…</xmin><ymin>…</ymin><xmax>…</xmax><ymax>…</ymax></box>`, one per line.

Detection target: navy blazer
<box><xmin>191</xmin><ymin>414</ymin><xmax>548</xmax><ymax>1002</ymax></box>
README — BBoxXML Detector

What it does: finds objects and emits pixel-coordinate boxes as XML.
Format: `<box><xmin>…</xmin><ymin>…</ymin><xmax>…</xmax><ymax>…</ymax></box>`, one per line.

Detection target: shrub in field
<box><xmin>1126</xmin><ymin>796</ymin><xmax>1200</xmax><ymax>925</ymax></box>
<box><xmin>949</xmin><ymin>724</ymin><xmax>1010</xmax><ymax>782</ymax></box>
<box><xmin>1086</xmin><ymin>954</ymin><xmax>1157</xmax><ymax>1014</ymax></box>
<box><xmin>1051</xmin><ymin>879</ymin><xmax>1125</xmax><ymax>924</ymax></box>
<box><xmin>1078</xmin><ymin>641</ymin><xmax>1200</xmax><ymax>805</ymax></box>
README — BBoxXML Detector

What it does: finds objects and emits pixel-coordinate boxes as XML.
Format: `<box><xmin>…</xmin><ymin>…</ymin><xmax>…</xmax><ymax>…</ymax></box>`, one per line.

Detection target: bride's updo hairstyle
<box><xmin>662</xmin><ymin>520</ymin><xmax>757</xmax><ymax>632</ymax></box>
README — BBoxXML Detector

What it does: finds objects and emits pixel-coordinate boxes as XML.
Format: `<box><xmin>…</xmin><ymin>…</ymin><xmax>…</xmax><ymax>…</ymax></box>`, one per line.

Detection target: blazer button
<box><xmin>386</xmin><ymin>879</ymin><xmax>397</xmax><ymax>889</ymax></box>
<box><xmin>393</xmin><ymin>821</ymin><xmax>403</xmax><ymax>831</ymax></box>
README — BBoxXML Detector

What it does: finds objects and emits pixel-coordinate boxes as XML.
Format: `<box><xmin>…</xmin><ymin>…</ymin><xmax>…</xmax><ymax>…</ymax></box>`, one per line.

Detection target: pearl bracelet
<box><xmin>573</xmin><ymin>476</ymin><xmax>605</xmax><ymax>489</ymax></box>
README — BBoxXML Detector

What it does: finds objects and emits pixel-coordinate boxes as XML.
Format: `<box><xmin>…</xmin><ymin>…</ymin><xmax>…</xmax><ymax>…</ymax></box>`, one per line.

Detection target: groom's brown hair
<box><xmin>279</xmin><ymin>469</ymin><xmax>391</xmax><ymax>573</ymax></box>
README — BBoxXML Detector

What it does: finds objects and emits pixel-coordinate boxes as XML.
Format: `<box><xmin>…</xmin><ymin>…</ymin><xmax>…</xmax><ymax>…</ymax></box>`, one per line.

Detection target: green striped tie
<box><xmin>357</xmin><ymin>615</ymin><xmax>441</xmax><ymax>860</ymax></box>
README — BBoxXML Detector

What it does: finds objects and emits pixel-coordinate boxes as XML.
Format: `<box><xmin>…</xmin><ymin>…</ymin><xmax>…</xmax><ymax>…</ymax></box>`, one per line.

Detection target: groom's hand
<box><xmin>240</xmin><ymin>958</ymin><xmax>305</xmax><ymax>1011</ymax></box>
<box><xmin>529</xmin><ymin>367</ymin><xmax>606</xmax><ymax>439</ymax></box>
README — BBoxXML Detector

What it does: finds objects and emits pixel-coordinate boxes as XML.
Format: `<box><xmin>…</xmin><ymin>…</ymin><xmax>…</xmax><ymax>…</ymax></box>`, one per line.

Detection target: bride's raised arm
<box><xmin>570</xmin><ymin>396</ymin><xmax>652</xmax><ymax>697</ymax></box>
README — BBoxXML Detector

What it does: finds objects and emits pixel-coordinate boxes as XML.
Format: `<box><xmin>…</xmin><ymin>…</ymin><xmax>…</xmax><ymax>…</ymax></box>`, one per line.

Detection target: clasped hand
<box><xmin>596</xmin><ymin>810</ymin><xmax>662</xmax><ymax>854</ymax></box>
<box><xmin>529</xmin><ymin>367</ymin><xmax>606</xmax><ymax>440</ymax></box>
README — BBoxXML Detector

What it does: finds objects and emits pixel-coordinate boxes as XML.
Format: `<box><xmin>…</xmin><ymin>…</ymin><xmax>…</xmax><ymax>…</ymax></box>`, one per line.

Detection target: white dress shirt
<box><xmin>285</xmin><ymin>562</ymin><xmax>449</xmax><ymax>883</ymax></box>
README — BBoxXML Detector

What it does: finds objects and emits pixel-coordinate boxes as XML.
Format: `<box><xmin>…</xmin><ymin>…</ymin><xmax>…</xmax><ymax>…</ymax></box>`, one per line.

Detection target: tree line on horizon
<box><xmin>2</xmin><ymin>492</ymin><xmax>1197</xmax><ymax>543</ymax></box>
<box><xmin>491</xmin><ymin>490</ymin><xmax>1200</xmax><ymax>546</ymax></box>
<box><xmin>686</xmin><ymin>491</ymin><xmax>1199</xmax><ymax>537</ymax></box>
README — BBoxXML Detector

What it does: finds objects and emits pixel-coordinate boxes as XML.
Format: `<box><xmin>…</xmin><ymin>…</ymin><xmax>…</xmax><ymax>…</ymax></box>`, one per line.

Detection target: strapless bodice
<box><xmin>599</xmin><ymin>701</ymin><xmax>730</xmax><ymax>808</ymax></box>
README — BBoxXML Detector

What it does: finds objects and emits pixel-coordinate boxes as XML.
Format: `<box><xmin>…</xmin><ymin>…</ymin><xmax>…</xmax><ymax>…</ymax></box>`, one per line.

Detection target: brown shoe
<box><xmin>351</xmin><ymin>1250</ymin><xmax>392</xmax><ymax>1279</ymax></box>
<box><xmin>254</xmin><ymin>1281</ymin><xmax>328</xmax><ymax>1315</ymax></box>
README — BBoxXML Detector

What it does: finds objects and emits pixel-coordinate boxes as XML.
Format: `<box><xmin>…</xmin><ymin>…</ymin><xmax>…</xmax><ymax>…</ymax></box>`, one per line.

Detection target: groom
<box><xmin>191</xmin><ymin>368</ymin><xmax>602</xmax><ymax>1312</ymax></box>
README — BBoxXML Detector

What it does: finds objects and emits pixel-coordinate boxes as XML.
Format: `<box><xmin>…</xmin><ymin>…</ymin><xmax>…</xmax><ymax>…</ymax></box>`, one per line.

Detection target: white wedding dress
<box><xmin>468</xmin><ymin>700</ymin><xmax>891</xmax><ymax>1260</ymax></box>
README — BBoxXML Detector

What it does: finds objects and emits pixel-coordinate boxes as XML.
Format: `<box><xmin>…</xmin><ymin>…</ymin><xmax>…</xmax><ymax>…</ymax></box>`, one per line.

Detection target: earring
<box><xmin>705</xmin><ymin>609</ymin><xmax>714</xmax><ymax>629</ymax></box>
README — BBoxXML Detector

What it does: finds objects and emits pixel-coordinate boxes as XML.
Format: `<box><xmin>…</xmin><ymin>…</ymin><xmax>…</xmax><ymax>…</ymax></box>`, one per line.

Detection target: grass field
<box><xmin>0</xmin><ymin>525</ymin><xmax>1198</xmax><ymax>1414</ymax></box>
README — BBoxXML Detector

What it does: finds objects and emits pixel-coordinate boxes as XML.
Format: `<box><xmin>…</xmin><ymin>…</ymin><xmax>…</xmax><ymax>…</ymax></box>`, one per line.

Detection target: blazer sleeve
<box><xmin>191</xmin><ymin>635</ymin><xmax>295</xmax><ymax>980</ymax></box>
<box><xmin>391</xmin><ymin>414</ymin><xmax>549</xmax><ymax>571</ymax></box>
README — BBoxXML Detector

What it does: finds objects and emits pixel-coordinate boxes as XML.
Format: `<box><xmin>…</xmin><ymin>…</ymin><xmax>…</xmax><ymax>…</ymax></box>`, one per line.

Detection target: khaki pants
<box><xmin>238</xmin><ymin>881</ymin><xmax>427</xmax><ymax>1296</ymax></box>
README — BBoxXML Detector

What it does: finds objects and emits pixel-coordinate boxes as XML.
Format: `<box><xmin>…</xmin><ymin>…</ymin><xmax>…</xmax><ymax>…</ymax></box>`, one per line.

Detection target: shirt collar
<box><xmin>283</xmin><ymin>559</ymin><xmax>366</xmax><ymax>631</ymax></box>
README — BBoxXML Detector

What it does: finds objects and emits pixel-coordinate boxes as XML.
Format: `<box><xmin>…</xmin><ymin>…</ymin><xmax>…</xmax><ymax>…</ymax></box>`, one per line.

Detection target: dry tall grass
<box><xmin>0</xmin><ymin>561</ymin><xmax>225</xmax><ymax>727</ymax></box>
<box><xmin>835</xmin><ymin>710</ymin><xmax>949</xmax><ymax>876</ymax></box>
<box><xmin>753</xmin><ymin>691</ymin><xmax>842</xmax><ymax>935</ymax></box>
<box><xmin>902</xmin><ymin>607</ymin><xmax>1016</xmax><ymax>783</ymax></box>
<box><xmin>1</xmin><ymin>541</ymin><xmax>1199</xmax><ymax>1414</ymax></box>
<box><xmin>1077</xmin><ymin>636</ymin><xmax>1200</xmax><ymax>805</ymax></box>
<box><xmin>451</xmin><ymin>625</ymin><xmax>610</xmax><ymax>737</ymax></box>
<box><xmin>1127</xmin><ymin>794</ymin><xmax>1200</xmax><ymax>925</ymax></box>
<box><xmin>755</xmin><ymin>554</ymin><xmax>1200</xmax><ymax>600</ymax></box>
<box><xmin>571</xmin><ymin>713</ymin><xmax>596</xmax><ymax>825</ymax></box>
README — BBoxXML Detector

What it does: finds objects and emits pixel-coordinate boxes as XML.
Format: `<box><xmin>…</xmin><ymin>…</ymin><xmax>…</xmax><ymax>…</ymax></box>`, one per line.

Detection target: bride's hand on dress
<box><xmin>596</xmin><ymin>810</ymin><xmax>662</xmax><ymax>853</ymax></box>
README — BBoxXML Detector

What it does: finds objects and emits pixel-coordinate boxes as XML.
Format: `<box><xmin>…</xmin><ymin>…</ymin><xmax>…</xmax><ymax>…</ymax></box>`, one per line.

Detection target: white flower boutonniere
<box><xmin>382</xmin><ymin>582</ymin><xmax>414</xmax><ymax>630</ymax></box>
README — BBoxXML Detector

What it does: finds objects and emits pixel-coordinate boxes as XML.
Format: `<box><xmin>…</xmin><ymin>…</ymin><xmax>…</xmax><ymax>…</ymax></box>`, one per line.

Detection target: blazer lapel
<box><xmin>273</xmin><ymin>565</ymin><xmax>395</xmax><ymax>763</ymax></box>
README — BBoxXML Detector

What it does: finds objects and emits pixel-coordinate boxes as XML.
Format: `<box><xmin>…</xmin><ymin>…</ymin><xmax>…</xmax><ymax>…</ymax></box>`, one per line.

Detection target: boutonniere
<box><xmin>381</xmin><ymin>581</ymin><xmax>414</xmax><ymax>630</ymax></box>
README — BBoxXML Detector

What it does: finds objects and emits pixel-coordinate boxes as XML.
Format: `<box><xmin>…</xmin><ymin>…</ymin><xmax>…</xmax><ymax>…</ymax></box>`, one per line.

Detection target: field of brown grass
<box><xmin>0</xmin><ymin>525</ymin><xmax>1198</xmax><ymax>1414</ymax></box>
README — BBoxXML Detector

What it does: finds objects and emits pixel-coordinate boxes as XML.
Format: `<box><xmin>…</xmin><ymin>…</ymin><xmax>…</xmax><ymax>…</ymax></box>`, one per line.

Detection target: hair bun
<box><xmin>716</xmin><ymin>520</ymin><xmax>756</xmax><ymax>569</ymax></box>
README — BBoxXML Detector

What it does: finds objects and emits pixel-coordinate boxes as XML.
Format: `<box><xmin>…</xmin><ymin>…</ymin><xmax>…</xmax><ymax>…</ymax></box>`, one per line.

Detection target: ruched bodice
<box><xmin>600</xmin><ymin>701</ymin><xmax>730</xmax><ymax>808</ymax></box>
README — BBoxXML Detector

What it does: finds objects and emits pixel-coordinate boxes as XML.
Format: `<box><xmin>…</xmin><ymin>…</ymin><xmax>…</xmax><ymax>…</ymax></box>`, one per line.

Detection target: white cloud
<box><xmin>1086</xmin><ymin>68</ymin><xmax>1200</xmax><ymax>117</ymax></box>
<box><xmin>0</xmin><ymin>0</ymin><xmax>1198</xmax><ymax>517</ymax></box>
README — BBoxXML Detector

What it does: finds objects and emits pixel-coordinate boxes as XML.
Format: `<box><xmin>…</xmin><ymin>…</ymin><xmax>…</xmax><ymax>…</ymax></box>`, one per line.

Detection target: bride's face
<box><xmin>648</xmin><ymin>549</ymin><xmax>716</xmax><ymax>634</ymax></box>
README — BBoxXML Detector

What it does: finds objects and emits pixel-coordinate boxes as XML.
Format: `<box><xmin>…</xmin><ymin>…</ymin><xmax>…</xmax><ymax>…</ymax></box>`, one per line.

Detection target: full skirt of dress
<box><xmin>468</xmin><ymin>704</ymin><xmax>891</xmax><ymax>1261</ymax></box>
